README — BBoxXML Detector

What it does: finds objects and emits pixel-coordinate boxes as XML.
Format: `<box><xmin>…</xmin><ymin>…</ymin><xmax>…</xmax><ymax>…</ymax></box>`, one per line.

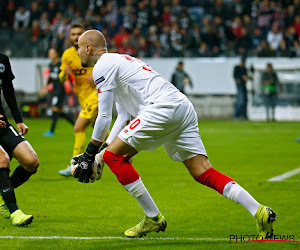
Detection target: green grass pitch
<box><xmin>1</xmin><ymin>119</ymin><xmax>299</xmax><ymax>249</ymax></box>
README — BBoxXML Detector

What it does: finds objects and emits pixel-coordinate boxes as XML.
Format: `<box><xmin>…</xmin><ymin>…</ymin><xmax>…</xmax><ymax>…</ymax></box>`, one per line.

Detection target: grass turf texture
<box><xmin>0</xmin><ymin>119</ymin><xmax>299</xmax><ymax>249</ymax></box>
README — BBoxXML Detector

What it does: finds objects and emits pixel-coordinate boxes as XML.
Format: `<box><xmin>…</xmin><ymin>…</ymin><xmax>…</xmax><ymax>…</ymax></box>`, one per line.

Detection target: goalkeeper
<box><xmin>58</xmin><ymin>24</ymin><xmax>99</xmax><ymax>177</ymax></box>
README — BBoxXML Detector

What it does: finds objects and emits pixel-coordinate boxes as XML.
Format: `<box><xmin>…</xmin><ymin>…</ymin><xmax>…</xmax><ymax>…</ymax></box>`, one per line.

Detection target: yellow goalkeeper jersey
<box><xmin>59</xmin><ymin>46</ymin><xmax>96</xmax><ymax>105</ymax></box>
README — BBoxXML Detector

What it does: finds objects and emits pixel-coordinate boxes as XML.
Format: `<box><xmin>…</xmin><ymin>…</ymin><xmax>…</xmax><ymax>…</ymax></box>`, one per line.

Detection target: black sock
<box><xmin>0</xmin><ymin>168</ymin><xmax>18</xmax><ymax>213</ymax></box>
<box><xmin>10</xmin><ymin>165</ymin><xmax>35</xmax><ymax>189</ymax></box>
<box><xmin>60</xmin><ymin>112</ymin><xmax>75</xmax><ymax>125</ymax></box>
<box><xmin>50</xmin><ymin>111</ymin><xmax>60</xmax><ymax>132</ymax></box>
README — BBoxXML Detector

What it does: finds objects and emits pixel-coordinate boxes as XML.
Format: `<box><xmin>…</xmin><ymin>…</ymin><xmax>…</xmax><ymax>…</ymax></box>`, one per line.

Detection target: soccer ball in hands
<box><xmin>70</xmin><ymin>150</ymin><xmax>105</xmax><ymax>183</ymax></box>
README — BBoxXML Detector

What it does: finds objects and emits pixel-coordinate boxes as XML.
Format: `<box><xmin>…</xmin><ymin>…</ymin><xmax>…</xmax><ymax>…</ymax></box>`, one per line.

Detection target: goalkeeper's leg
<box><xmin>185</xmin><ymin>154</ymin><xmax>276</xmax><ymax>239</ymax></box>
<box><xmin>103</xmin><ymin>146</ymin><xmax>167</xmax><ymax>237</ymax></box>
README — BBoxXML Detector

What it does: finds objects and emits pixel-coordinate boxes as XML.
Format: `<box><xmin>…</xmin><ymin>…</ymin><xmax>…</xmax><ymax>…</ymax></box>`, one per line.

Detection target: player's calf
<box><xmin>10</xmin><ymin>165</ymin><xmax>37</xmax><ymax>189</ymax></box>
<box><xmin>193</xmin><ymin>165</ymin><xmax>276</xmax><ymax>236</ymax></box>
<box><xmin>103</xmin><ymin>150</ymin><xmax>139</xmax><ymax>185</ymax></box>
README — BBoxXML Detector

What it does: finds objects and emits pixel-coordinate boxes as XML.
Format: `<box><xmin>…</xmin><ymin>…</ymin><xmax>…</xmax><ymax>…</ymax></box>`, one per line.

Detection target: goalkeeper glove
<box><xmin>73</xmin><ymin>142</ymin><xmax>100</xmax><ymax>183</ymax></box>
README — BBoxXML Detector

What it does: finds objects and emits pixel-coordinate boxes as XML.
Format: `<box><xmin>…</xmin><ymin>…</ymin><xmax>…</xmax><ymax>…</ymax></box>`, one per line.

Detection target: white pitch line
<box><xmin>0</xmin><ymin>236</ymin><xmax>227</xmax><ymax>241</ymax></box>
<box><xmin>268</xmin><ymin>167</ymin><xmax>300</xmax><ymax>182</ymax></box>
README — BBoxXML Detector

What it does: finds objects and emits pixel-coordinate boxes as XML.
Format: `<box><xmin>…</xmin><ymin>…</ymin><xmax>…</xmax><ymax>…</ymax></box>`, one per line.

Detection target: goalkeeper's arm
<box><xmin>73</xmin><ymin>90</ymin><xmax>113</xmax><ymax>182</ymax></box>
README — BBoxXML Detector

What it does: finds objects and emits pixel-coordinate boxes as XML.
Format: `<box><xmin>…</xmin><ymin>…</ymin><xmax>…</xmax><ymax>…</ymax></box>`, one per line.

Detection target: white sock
<box><xmin>223</xmin><ymin>182</ymin><xmax>260</xmax><ymax>217</ymax></box>
<box><xmin>124</xmin><ymin>178</ymin><xmax>159</xmax><ymax>218</ymax></box>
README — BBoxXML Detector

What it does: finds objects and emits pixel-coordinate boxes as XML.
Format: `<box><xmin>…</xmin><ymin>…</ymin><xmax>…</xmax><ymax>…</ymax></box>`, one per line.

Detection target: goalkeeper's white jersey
<box><xmin>92</xmin><ymin>53</ymin><xmax>186</xmax><ymax>117</ymax></box>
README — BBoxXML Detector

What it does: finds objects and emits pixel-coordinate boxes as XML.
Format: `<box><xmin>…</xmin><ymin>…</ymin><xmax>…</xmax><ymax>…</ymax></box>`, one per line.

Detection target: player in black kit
<box><xmin>0</xmin><ymin>52</ymin><xmax>39</xmax><ymax>226</ymax></box>
<box><xmin>42</xmin><ymin>48</ymin><xmax>74</xmax><ymax>137</ymax></box>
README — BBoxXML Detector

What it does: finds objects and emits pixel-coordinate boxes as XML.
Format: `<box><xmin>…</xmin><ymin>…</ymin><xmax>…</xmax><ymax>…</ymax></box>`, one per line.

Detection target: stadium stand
<box><xmin>0</xmin><ymin>0</ymin><xmax>299</xmax><ymax>58</ymax></box>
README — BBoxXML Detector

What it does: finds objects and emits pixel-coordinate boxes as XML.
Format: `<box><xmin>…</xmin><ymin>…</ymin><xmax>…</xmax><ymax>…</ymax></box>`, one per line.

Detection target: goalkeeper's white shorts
<box><xmin>118</xmin><ymin>100</ymin><xmax>207</xmax><ymax>162</ymax></box>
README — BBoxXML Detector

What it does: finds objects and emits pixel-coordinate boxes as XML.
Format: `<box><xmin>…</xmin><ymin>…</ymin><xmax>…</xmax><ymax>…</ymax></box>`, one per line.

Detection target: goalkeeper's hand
<box><xmin>73</xmin><ymin>153</ymin><xmax>94</xmax><ymax>183</ymax></box>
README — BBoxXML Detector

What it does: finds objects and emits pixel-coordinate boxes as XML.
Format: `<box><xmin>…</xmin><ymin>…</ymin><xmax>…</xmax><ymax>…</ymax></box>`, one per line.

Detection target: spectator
<box><xmin>120</xmin><ymin>0</ymin><xmax>136</xmax><ymax>30</ymax></box>
<box><xmin>13</xmin><ymin>6</ymin><xmax>30</xmax><ymax>30</ymax></box>
<box><xmin>198</xmin><ymin>42</ymin><xmax>210</xmax><ymax>57</ymax></box>
<box><xmin>170</xmin><ymin>23</ymin><xmax>184</xmax><ymax>57</ymax></box>
<box><xmin>266</xmin><ymin>23</ymin><xmax>283</xmax><ymax>51</ymax></box>
<box><xmin>171</xmin><ymin>61</ymin><xmax>193</xmax><ymax>94</ymax></box>
<box><xmin>235</xmin><ymin>27</ymin><xmax>252</xmax><ymax>56</ymax></box>
<box><xmin>233</xmin><ymin>57</ymin><xmax>251</xmax><ymax>120</ymax></box>
<box><xmin>93</xmin><ymin>15</ymin><xmax>104</xmax><ymax>31</ymax></box>
<box><xmin>257</xmin><ymin>40</ymin><xmax>274</xmax><ymax>57</ymax></box>
<box><xmin>150</xmin><ymin>40</ymin><xmax>164</xmax><ymax>58</ymax></box>
<box><xmin>285</xmin><ymin>5</ymin><xmax>296</xmax><ymax>28</ymax></box>
<box><xmin>136</xmin><ymin>36</ymin><xmax>149</xmax><ymax>58</ymax></box>
<box><xmin>170</xmin><ymin>0</ymin><xmax>182</xmax><ymax>20</ymax></box>
<box><xmin>161</xmin><ymin>5</ymin><xmax>172</xmax><ymax>26</ymax></box>
<box><xmin>256</xmin><ymin>0</ymin><xmax>273</xmax><ymax>36</ymax></box>
<box><xmin>136</xmin><ymin>1</ymin><xmax>149</xmax><ymax>35</ymax></box>
<box><xmin>113</xmin><ymin>26</ymin><xmax>130</xmax><ymax>48</ymax></box>
<box><xmin>118</xmin><ymin>37</ymin><xmax>135</xmax><ymax>56</ymax></box>
<box><xmin>272</xmin><ymin>3</ymin><xmax>285</xmax><ymax>29</ymax></box>
<box><xmin>71</xmin><ymin>10</ymin><xmax>83</xmax><ymax>25</ymax></box>
<box><xmin>276</xmin><ymin>40</ymin><xmax>290</xmax><ymax>57</ymax></box>
<box><xmin>252</xmin><ymin>27</ymin><xmax>264</xmax><ymax>54</ymax></box>
<box><xmin>128</xmin><ymin>27</ymin><xmax>142</xmax><ymax>49</ymax></box>
<box><xmin>261</xmin><ymin>63</ymin><xmax>279</xmax><ymax>121</ymax></box>
<box><xmin>47</xmin><ymin>1</ymin><xmax>57</xmax><ymax>24</ymax></box>
<box><xmin>181</xmin><ymin>28</ymin><xmax>194</xmax><ymax>57</ymax></box>
<box><xmin>292</xmin><ymin>15</ymin><xmax>300</xmax><ymax>37</ymax></box>
<box><xmin>30</xmin><ymin>19</ymin><xmax>40</xmax><ymax>42</ymax></box>
<box><xmin>148</xmin><ymin>25</ymin><xmax>158</xmax><ymax>44</ymax></box>
<box><xmin>29</xmin><ymin>1</ymin><xmax>42</xmax><ymax>26</ymax></box>
<box><xmin>290</xmin><ymin>40</ymin><xmax>300</xmax><ymax>57</ymax></box>
<box><xmin>159</xmin><ymin>25</ymin><xmax>171</xmax><ymax>55</ymax></box>
<box><xmin>84</xmin><ymin>9</ymin><xmax>96</xmax><ymax>28</ymax></box>
<box><xmin>149</xmin><ymin>0</ymin><xmax>162</xmax><ymax>26</ymax></box>
<box><xmin>284</xmin><ymin>26</ymin><xmax>298</xmax><ymax>49</ymax></box>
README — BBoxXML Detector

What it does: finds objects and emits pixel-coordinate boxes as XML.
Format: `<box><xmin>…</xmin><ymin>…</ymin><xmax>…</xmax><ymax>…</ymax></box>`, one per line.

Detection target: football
<box><xmin>70</xmin><ymin>151</ymin><xmax>104</xmax><ymax>183</ymax></box>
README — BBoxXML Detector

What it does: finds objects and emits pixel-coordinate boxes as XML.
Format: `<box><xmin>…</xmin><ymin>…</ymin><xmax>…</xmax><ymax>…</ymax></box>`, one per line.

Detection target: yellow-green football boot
<box><xmin>255</xmin><ymin>205</ymin><xmax>277</xmax><ymax>239</ymax></box>
<box><xmin>125</xmin><ymin>212</ymin><xmax>167</xmax><ymax>238</ymax></box>
<box><xmin>0</xmin><ymin>195</ymin><xmax>10</xmax><ymax>219</ymax></box>
<box><xmin>11</xmin><ymin>209</ymin><xmax>33</xmax><ymax>226</ymax></box>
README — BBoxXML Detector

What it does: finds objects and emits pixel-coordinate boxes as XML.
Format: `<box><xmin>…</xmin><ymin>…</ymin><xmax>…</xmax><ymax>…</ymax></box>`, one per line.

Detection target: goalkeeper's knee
<box><xmin>103</xmin><ymin>150</ymin><xmax>139</xmax><ymax>185</ymax></box>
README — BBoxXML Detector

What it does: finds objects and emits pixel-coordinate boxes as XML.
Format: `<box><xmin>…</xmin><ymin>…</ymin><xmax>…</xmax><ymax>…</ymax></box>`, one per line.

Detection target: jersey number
<box><xmin>124</xmin><ymin>55</ymin><xmax>153</xmax><ymax>72</ymax></box>
<box><xmin>129</xmin><ymin>118</ymin><xmax>141</xmax><ymax>130</ymax></box>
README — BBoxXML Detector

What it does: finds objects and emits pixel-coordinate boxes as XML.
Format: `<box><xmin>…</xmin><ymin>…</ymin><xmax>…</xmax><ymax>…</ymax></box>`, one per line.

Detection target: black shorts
<box><xmin>0</xmin><ymin>125</ymin><xmax>25</xmax><ymax>158</ymax></box>
<box><xmin>51</xmin><ymin>88</ymin><xmax>65</xmax><ymax>108</ymax></box>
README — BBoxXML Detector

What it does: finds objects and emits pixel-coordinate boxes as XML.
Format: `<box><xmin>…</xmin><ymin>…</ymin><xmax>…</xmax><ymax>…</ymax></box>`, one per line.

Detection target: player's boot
<box><xmin>58</xmin><ymin>166</ymin><xmax>72</xmax><ymax>176</ymax></box>
<box><xmin>0</xmin><ymin>195</ymin><xmax>11</xmax><ymax>219</ymax></box>
<box><xmin>43</xmin><ymin>130</ymin><xmax>55</xmax><ymax>137</ymax></box>
<box><xmin>124</xmin><ymin>212</ymin><xmax>167</xmax><ymax>238</ymax></box>
<box><xmin>11</xmin><ymin>209</ymin><xmax>33</xmax><ymax>226</ymax></box>
<box><xmin>255</xmin><ymin>205</ymin><xmax>277</xmax><ymax>239</ymax></box>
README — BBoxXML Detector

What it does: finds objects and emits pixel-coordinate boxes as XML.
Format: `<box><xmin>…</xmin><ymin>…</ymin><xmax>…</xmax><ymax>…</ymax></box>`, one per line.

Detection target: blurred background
<box><xmin>1</xmin><ymin>0</ymin><xmax>300</xmax><ymax>120</ymax></box>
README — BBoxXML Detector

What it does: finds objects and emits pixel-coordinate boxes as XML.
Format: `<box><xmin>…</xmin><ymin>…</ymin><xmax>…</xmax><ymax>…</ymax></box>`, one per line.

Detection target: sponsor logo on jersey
<box><xmin>72</xmin><ymin>68</ymin><xmax>87</xmax><ymax>76</ymax></box>
<box><xmin>95</xmin><ymin>76</ymin><xmax>105</xmax><ymax>85</ymax></box>
<box><xmin>0</xmin><ymin>63</ymin><xmax>5</xmax><ymax>73</ymax></box>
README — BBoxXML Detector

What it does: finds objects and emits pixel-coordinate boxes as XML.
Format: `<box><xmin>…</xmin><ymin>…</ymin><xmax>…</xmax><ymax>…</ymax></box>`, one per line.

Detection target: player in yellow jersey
<box><xmin>58</xmin><ymin>24</ymin><xmax>99</xmax><ymax>176</ymax></box>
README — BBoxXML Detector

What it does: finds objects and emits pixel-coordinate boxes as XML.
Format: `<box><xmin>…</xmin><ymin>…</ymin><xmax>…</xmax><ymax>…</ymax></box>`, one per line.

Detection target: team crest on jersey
<box><xmin>95</xmin><ymin>76</ymin><xmax>105</xmax><ymax>85</ymax></box>
<box><xmin>0</xmin><ymin>63</ymin><xmax>5</xmax><ymax>73</ymax></box>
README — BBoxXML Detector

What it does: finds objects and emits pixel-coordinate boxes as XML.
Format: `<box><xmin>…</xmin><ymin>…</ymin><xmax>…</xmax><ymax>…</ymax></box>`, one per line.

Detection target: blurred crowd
<box><xmin>0</xmin><ymin>0</ymin><xmax>300</xmax><ymax>58</ymax></box>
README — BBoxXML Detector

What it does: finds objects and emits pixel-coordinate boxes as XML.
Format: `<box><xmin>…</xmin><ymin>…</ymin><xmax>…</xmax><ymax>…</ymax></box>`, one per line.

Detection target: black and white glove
<box><xmin>73</xmin><ymin>154</ymin><xmax>94</xmax><ymax>183</ymax></box>
<box><xmin>73</xmin><ymin>142</ymin><xmax>100</xmax><ymax>183</ymax></box>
